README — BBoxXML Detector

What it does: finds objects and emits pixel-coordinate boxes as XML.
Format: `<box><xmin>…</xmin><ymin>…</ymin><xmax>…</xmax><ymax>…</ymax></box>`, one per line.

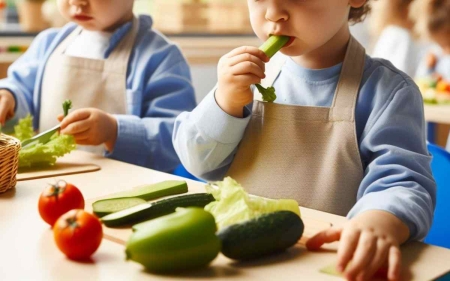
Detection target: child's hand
<box><xmin>216</xmin><ymin>46</ymin><xmax>269</xmax><ymax>118</ymax></box>
<box><xmin>306</xmin><ymin>210</ymin><xmax>410</xmax><ymax>281</ymax></box>
<box><xmin>58</xmin><ymin>108</ymin><xmax>118</xmax><ymax>152</ymax></box>
<box><xmin>0</xmin><ymin>90</ymin><xmax>15</xmax><ymax>125</ymax></box>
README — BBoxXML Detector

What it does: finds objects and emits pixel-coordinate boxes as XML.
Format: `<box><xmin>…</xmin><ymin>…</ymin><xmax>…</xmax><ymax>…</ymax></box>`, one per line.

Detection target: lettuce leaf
<box><xmin>13</xmin><ymin>115</ymin><xmax>76</xmax><ymax>168</ymax></box>
<box><xmin>19</xmin><ymin>133</ymin><xmax>76</xmax><ymax>168</ymax></box>
<box><xmin>13</xmin><ymin>114</ymin><xmax>35</xmax><ymax>142</ymax></box>
<box><xmin>204</xmin><ymin>177</ymin><xmax>300</xmax><ymax>229</ymax></box>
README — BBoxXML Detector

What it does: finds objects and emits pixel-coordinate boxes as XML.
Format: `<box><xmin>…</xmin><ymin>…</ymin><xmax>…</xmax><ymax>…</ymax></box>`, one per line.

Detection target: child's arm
<box><xmin>102</xmin><ymin>46</ymin><xmax>197</xmax><ymax>173</ymax></box>
<box><xmin>0</xmin><ymin>29</ymin><xmax>59</xmax><ymax>130</ymax></box>
<box><xmin>173</xmin><ymin>46</ymin><xmax>268</xmax><ymax>180</ymax></box>
<box><xmin>307</xmin><ymin>79</ymin><xmax>435</xmax><ymax>280</ymax></box>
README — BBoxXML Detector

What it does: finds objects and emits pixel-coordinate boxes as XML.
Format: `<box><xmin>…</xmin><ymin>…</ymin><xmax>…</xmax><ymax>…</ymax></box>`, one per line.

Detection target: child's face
<box><xmin>57</xmin><ymin>0</ymin><xmax>134</xmax><ymax>32</ymax></box>
<box><xmin>247</xmin><ymin>0</ymin><xmax>364</xmax><ymax>57</ymax></box>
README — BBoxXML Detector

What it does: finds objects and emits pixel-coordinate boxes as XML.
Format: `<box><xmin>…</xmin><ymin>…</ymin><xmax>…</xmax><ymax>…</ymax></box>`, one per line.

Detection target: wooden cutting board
<box><xmin>85</xmin><ymin>193</ymin><xmax>333</xmax><ymax>246</ymax></box>
<box><xmin>17</xmin><ymin>151</ymin><xmax>101</xmax><ymax>181</ymax></box>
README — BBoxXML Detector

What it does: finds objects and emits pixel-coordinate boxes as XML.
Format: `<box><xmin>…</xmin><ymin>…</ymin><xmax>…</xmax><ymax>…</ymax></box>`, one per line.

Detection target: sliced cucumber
<box><xmin>217</xmin><ymin>211</ymin><xmax>304</xmax><ymax>260</ymax></box>
<box><xmin>101</xmin><ymin>193</ymin><xmax>215</xmax><ymax>227</ymax></box>
<box><xmin>108</xmin><ymin>180</ymin><xmax>188</xmax><ymax>201</ymax></box>
<box><xmin>92</xmin><ymin>197</ymin><xmax>146</xmax><ymax>217</ymax></box>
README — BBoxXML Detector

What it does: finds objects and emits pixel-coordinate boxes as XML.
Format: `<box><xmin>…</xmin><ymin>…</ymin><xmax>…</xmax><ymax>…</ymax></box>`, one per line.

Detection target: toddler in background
<box><xmin>0</xmin><ymin>0</ymin><xmax>196</xmax><ymax>172</ymax></box>
<box><xmin>370</xmin><ymin>0</ymin><xmax>430</xmax><ymax>77</ymax></box>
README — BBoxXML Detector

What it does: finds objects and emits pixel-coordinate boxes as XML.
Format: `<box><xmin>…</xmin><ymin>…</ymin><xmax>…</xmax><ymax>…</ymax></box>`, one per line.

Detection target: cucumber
<box><xmin>217</xmin><ymin>211</ymin><xmax>304</xmax><ymax>260</ymax></box>
<box><xmin>108</xmin><ymin>180</ymin><xmax>188</xmax><ymax>201</ymax></box>
<box><xmin>92</xmin><ymin>197</ymin><xmax>146</xmax><ymax>217</ymax></box>
<box><xmin>101</xmin><ymin>193</ymin><xmax>215</xmax><ymax>227</ymax></box>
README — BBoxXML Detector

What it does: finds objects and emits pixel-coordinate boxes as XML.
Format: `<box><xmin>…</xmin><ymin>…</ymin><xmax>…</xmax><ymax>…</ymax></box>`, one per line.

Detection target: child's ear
<box><xmin>348</xmin><ymin>0</ymin><xmax>366</xmax><ymax>9</ymax></box>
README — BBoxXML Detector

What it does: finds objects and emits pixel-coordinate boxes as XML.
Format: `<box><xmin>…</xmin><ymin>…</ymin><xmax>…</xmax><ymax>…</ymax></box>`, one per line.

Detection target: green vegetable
<box><xmin>259</xmin><ymin>35</ymin><xmax>290</xmax><ymax>59</ymax></box>
<box><xmin>107</xmin><ymin>180</ymin><xmax>188</xmax><ymax>201</ymax></box>
<box><xmin>204</xmin><ymin>177</ymin><xmax>300</xmax><ymax>230</ymax></box>
<box><xmin>15</xmin><ymin>101</ymin><xmax>76</xmax><ymax>168</ymax></box>
<box><xmin>62</xmin><ymin>100</ymin><xmax>72</xmax><ymax>117</ymax></box>
<box><xmin>92</xmin><ymin>197</ymin><xmax>146</xmax><ymax>217</ymax></box>
<box><xmin>217</xmin><ymin>211</ymin><xmax>304</xmax><ymax>260</ymax></box>
<box><xmin>14</xmin><ymin>114</ymin><xmax>34</xmax><ymax>142</ymax></box>
<box><xmin>126</xmin><ymin>207</ymin><xmax>221</xmax><ymax>273</ymax></box>
<box><xmin>101</xmin><ymin>193</ymin><xmax>215</xmax><ymax>227</ymax></box>
<box><xmin>18</xmin><ymin>132</ymin><xmax>76</xmax><ymax>168</ymax></box>
<box><xmin>255</xmin><ymin>84</ymin><xmax>277</xmax><ymax>102</ymax></box>
<box><xmin>255</xmin><ymin>35</ymin><xmax>290</xmax><ymax>103</ymax></box>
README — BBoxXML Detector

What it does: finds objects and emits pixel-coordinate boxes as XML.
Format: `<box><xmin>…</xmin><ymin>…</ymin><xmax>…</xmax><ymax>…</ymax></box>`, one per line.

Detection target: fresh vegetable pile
<box><xmin>89</xmin><ymin>177</ymin><xmax>304</xmax><ymax>273</ymax></box>
<box><xmin>255</xmin><ymin>35</ymin><xmax>290</xmax><ymax>102</ymax></box>
<box><xmin>416</xmin><ymin>74</ymin><xmax>450</xmax><ymax>104</ymax></box>
<box><xmin>15</xmin><ymin>100</ymin><xmax>76</xmax><ymax>168</ymax></box>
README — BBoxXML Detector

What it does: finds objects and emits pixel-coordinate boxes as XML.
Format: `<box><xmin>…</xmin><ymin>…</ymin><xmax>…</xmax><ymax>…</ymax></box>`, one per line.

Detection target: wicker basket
<box><xmin>0</xmin><ymin>134</ymin><xmax>20</xmax><ymax>193</ymax></box>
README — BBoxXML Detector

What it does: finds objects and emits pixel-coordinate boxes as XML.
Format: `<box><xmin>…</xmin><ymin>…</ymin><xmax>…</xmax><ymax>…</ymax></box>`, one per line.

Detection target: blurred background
<box><xmin>0</xmin><ymin>0</ymin><xmax>448</xmax><ymax>148</ymax></box>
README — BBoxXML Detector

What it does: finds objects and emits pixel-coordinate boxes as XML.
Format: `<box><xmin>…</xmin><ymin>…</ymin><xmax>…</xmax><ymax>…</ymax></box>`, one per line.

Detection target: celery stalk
<box><xmin>255</xmin><ymin>35</ymin><xmax>290</xmax><ymax>102</ymax></box>
<box><xmin>259</xmin><ymin>35</ymin><xmax>290</xmax><ymax>59</ymax></box>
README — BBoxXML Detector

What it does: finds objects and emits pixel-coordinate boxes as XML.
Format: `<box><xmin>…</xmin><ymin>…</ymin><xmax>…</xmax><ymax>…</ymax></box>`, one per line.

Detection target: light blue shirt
<box><xmin>173</xmin><ymin>55</ymin><xmax>436</xmax><ymax>240</ymax></box>
<box><xmin>0</xmin><ymin>15</ymin><xmax>196</xmax><ymax>172</ymax></box>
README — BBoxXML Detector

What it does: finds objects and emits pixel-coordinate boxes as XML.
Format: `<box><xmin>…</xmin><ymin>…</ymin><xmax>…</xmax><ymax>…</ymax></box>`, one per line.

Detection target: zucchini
<box><xmin>92</xmin><ymin>197</ymin><xmax>146</xmax><ymax>217</ymax></box>
<box><xmin>101</xmin><ymin>193</ymin><xmax>215</xmax><ymax>227</ymax></box>
<box><xmin>108</xmin><ymin>180</ymin><xmax>188</xmax><ymax>201</ymax></box>
<box><xmin>217</xmin><ymin>211</ymin><xmax>304</xmax><ymax>260</ymax></box>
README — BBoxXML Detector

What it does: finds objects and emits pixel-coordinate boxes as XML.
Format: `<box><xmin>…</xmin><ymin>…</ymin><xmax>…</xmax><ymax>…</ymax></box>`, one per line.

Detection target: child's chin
<box><xmin>279</xmin><ymin>47</ymin><xmax>305</xmax><ymax>58</ymax></box>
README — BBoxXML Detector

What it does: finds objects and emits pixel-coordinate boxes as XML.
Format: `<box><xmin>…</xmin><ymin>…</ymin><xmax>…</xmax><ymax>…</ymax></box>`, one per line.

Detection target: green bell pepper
<box><xmin>126</xmin><ymin>207</ymin><xmax>221</xmax><ymax>273</ymax></box>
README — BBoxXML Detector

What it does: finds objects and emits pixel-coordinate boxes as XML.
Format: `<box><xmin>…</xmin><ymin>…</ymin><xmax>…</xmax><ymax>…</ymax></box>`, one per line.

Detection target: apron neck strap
<box><xmin>105</xmin><ymin>16</ymin><xmax>140</xmax><ymax>73</ymax></box>
<box><xmin>330</xmin><ymin>36</ymin><xmax>366</xmax><ymax>121</ymax></box>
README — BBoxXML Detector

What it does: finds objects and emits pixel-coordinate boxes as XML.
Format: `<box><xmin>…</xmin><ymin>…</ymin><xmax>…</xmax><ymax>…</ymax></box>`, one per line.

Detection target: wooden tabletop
<box><xmin>424</xmin><ymin>104</ymin><xmax>450</xmax><ymax>125</ymax></box>
<box><xmin>1</xmin><ymin>151</ymin><xmax>449</xmax><ymax>280</ymax></box>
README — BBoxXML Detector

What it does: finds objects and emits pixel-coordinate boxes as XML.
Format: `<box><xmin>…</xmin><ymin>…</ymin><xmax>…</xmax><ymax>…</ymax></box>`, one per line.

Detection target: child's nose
<box><xmin>69</xmin><ymin>0</ymin><xmax>88</xmax><ymax>6</ymax></box>
<box><xmin>265</xmin><ymin>3</ymin><xmax>289</xmax><ymax>23</ymax></box>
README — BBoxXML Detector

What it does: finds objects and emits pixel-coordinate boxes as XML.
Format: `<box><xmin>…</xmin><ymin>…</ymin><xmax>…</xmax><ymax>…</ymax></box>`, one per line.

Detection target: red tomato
<box><xmin>38</xmin><ymin>180</ymin><xmax>85</xmax><ymax>226</ymax></box>
<box><xmin>53</xmin><ymin>209</ymin><xmax>103</xmax><ymax>260</ymax></box>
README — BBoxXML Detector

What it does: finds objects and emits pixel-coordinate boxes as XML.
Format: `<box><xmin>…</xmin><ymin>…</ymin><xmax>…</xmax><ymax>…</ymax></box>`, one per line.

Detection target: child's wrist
<box><xmin>215</xmin><ymin>89</ymin><xmax>245</xmax><ymax>118</ymax></box>
<box><xmin>104</xmin><ymin>114</ymin><xmax>118</xmax><ymax>152</ymax></box>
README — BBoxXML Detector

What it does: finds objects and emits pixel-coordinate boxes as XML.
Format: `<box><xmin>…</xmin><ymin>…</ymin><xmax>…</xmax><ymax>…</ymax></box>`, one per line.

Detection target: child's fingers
<box><xmin>61</xmin><ymin>120</ymin><xmax>90</xmax><ymax>135</ymax></box>
<box><xmin>228</xmin><ymin>53</ymin><xmax>266</xmax><ymax>72</ymax></box>
<box><xmin>336</xmin><ymin>228</ymin><xmax>361</xmax><ymax>272</ymax></box>
<box><xmin>0</xmin><ymin>98</ymin><xmax>11</xmax><ymax>125</ymax></box>
<box><xmin>226</xmin><ymin>46</ymin><xmax>269</xmax><ymax>62</ymax></box>
<box><xmin>305</xmin><ymin>227</ymin><xmax>342</xmax><ymax>250</ymax></box>
<box><xmin>234</xmin><ymin>75</ymin><xmax>263</xmax><ymax>87</ymax></box>
<box><xmin>357</xmin><ymin>238</ymin><xmax>390</xmax><ymax>281</ymax></box>
<box><xmin>231</xmin><ymin>61</ymin><xmax>266</xmax><ymax>78</ymax></box>
<box><xmin>60</xmin><ymin>109</ymin><xmax>91</xmax><ymax>129</ymax></box>
<box><xmin>57</xmin><ymin>114</ymin><xmax>64</xmax><ymax>122</ymax></box>
<box><xmin>387</xmin><ymin>246</ymin><xmax>401</xmax><ymax>281</ymax></box>
<box><xmin>72</xmin><ymin>130</ymin><xmax>90</xmax><ymax>142</ymax></box>
<box><xmin>344</xmin><ymin>232</ymin><xmax>377</xmax><ymax>280</ymax></box>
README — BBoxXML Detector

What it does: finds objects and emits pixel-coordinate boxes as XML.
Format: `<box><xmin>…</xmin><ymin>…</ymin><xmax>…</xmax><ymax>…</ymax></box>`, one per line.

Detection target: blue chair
<box><xmin>425</xmin><ymin>143</ymin><xmax>450</xmax><ymax>249</ymax></box>
<box><xmin>172</xmin><ymin>164</ymin><xmax>205</xmax><ymax>182</ymax></box>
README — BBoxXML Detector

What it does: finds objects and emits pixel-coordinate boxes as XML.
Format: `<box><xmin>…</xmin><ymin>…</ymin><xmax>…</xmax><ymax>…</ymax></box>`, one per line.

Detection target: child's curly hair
<box><xmin>411</xmin><ymin>0</ymin><xmax>450</xmax><ymax>38</ymax></box>
<box><xmin>349</xmin><ymin>1</ymin><xmax>373</xmax><ymax>24</ymax></box>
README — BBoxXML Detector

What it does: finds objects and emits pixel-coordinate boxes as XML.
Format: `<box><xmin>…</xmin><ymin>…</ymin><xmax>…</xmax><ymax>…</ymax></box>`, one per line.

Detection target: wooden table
<box><xmin>1</xmin><ymin>151</ymin><xmax>449</xmax><ymax>280</ymax></box>
<box><xmin>424</xmin><ymin>105</ymin><xmax>450</xmax><ymax>125</ymax></box>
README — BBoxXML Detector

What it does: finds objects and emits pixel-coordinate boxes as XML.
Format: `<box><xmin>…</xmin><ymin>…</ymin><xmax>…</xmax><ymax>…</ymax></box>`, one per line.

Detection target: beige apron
<box><xmin>227</xmin><ymin>37</ymin><xmax>366</xmax><ymax>216</ymax></box>
<box><xmin>39</xmin><ymin>17</ymin><xmax>139</xmax><ymax>154</ymax></box>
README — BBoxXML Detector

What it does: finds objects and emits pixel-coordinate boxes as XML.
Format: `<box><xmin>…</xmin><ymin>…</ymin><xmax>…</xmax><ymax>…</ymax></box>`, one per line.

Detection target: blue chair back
<box><xmin>172</xmin><ymin>164</ymin><xmax>205</xmax><ymax>182</ymax></box>
<box><xmin>425</xmin><ymin>143</ymin><xmax>450</xmax><ymax>249</ymax></box>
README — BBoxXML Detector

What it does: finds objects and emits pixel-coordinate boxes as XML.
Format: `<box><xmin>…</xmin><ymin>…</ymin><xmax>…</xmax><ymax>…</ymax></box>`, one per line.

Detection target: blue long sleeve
<box><xmin>173</xmin><ymin>55</ymin><xmax>436</xmax><ymax>240</ymax></box>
